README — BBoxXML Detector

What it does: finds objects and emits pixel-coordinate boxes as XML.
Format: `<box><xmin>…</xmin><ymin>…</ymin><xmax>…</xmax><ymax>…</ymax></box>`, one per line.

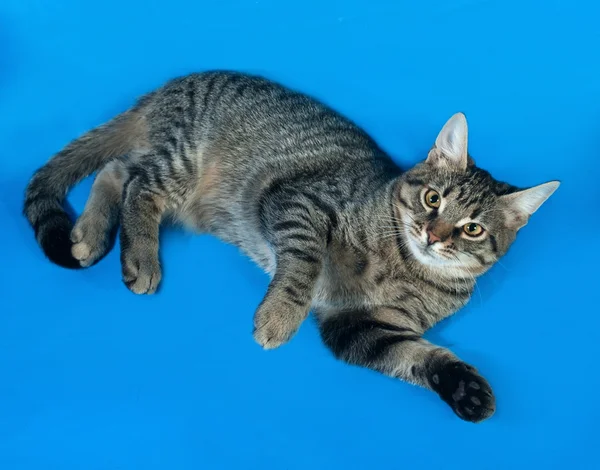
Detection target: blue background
<box><xmin>1</xmin><ymin>0</ymin><xmax>598</xmax><ymax>468</ymax></box>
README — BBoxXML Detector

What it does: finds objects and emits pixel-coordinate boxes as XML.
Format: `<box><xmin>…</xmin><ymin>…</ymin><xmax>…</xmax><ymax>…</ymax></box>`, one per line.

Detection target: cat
<box><xmin>23</xmin><ymin>71</ymin><xmax>559</xmax><ymax>422</ymax></box>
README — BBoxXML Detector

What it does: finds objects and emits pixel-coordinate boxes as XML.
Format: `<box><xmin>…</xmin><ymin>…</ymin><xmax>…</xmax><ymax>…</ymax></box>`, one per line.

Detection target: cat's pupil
<box><xmin>468</xmin><ymin>223</ymin><xmax>477</xmax><ymax>232</ymax></box>
<box><xmin>429</xmin><ymin>195</ymin><xmax>439</xmax><ymax>203</ymax></box>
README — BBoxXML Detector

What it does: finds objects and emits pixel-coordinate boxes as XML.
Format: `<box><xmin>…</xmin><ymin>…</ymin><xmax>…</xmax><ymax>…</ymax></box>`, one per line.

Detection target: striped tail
<box><xmin>23</xmin><ymin>110</ymin><xmax>144</xmax><ymax>268</ymax></box>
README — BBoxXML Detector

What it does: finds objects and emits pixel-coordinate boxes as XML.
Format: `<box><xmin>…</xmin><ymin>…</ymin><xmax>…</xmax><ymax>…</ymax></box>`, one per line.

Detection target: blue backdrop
<box><xmin>1</xmin><ymin>0</ymin><xmax>597</xmax><ymax>468</ymax></box>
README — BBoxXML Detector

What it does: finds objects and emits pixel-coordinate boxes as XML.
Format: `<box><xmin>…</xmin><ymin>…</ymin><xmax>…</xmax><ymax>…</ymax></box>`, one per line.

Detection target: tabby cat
<box><xmin>23</xmin><ymin>71</ymin><xmax>559</xmax><ymax>422</ymax></box>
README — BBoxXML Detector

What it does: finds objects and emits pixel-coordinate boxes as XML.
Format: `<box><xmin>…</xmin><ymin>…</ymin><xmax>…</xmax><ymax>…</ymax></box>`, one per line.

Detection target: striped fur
<box><xmin>23</xmin><ymin>71</ymin><xmax>559</xmax><ymax>422</ymax></box>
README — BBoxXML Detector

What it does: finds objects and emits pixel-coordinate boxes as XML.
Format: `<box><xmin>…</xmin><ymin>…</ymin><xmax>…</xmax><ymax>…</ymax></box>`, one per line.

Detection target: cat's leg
<box><xmin>119</xmin><ymin>160</ymin><xmax>167</xmax><ymax>295</ymax></box>
<box><xmin>318</xmin><ymin>308</ymin><xmax>496</xmax><ymax>423</ymax></box>
<box><xmin>253</xmin><ymin>195</ymin><xmax>330</xmax><ymax>349</ymax></box>
<box><xmin>70</xmin><ymin>160</ymin><xmax>127</xmax><ymax>267</ymax></box>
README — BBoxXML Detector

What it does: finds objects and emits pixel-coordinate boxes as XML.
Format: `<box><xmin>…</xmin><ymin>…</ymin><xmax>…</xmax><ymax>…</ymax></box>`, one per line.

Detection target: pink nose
<box><xmin>427</xmin><ymin>230</ymin><xmax>441</xmax><ymax>245</ymax></box>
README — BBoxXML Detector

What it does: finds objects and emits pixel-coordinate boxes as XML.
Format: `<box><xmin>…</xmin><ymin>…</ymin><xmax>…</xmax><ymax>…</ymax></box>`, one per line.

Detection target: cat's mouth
<box><xmin>401</xmin><ymin>221</ymin><xmax>457</xmax><ymax>268</ymax></box>
<box><xmin>407</xmin><ymin>234</ymin><xmax>453</xmax><ymax>266</ymax></box>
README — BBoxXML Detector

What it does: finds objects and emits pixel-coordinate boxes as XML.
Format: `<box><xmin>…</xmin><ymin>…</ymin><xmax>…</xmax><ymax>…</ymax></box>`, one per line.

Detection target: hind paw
<box><xmin>70</xmin><ymin>215</ymin><xmax>114</xmax><ymax>267</ymax></box>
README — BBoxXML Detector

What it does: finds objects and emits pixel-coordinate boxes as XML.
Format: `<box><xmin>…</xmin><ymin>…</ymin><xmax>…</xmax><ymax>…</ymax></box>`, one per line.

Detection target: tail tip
<box><xmin>36</xmin><ymin>214</ymin><xmax>82</xmax><ymax>270</ymax></box>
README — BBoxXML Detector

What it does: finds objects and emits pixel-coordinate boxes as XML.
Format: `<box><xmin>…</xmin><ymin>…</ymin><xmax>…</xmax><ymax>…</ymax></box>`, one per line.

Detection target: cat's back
<box><xmin>147</xmin><ymin>70</ymin><xmax>384</xmax><ymax>168</ymax></box>
<box><xmin>147</xmin><ymin>70</ymin><xmax>397</xmax><ymax>205</ymax></box>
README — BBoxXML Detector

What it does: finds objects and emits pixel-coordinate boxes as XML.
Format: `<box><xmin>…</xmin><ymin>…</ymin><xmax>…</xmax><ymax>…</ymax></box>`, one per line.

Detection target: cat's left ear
<box><xmin>427</xmin><ymin>112</ymin><xmax>468</xmax><ymax>171</ymax></box>
<box><xmin>500</xmin><ymin>181</ymin><xmax>560</xmax><ymax>229</ymax></box>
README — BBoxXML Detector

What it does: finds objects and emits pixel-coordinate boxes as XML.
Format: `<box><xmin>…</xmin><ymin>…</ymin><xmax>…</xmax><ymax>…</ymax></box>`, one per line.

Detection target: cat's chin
<box><xmin>405</xmin><ymin>235</ymin><xmax>456</xmax><ymax>268</ymax></box>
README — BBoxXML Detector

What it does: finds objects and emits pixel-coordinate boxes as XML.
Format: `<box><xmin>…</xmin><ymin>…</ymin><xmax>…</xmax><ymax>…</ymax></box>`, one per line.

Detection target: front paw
<box><xmin>121</xmin><ymin>249</ymin><xmax>162</xmax><ymax>295</ymax></box>
<box><xmin>429</xmin><ymin>361</ymin><xmax>496</xmax><ymax>423</ymax></box>
<box><xmin>253</xmin><ymin>299</ymin><xmax>307</xmax><ymax>350</ymax></box>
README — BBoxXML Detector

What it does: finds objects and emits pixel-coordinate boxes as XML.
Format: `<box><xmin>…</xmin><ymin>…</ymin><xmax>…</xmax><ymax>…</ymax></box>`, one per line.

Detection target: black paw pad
<box><xmin>429</xmin><ymin>361</ymin><xmax>495</xmax><ymax>423</ymax></box>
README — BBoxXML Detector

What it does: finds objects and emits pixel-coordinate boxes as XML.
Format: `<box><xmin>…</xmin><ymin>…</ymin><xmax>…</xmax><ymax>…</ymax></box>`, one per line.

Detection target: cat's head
<box><xmin>395</xmin><ymin>112</ymin><xmax>559</xmax><ymax>275</ymax></box>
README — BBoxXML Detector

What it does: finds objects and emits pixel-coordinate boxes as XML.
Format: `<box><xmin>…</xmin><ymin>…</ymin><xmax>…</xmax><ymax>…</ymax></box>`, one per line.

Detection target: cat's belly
<box><xmin>164</xmin><ymin>150</ymin><xmax>277</xmax><ymax>273</ymax></box>
<box><xmin>173</xmin><ymin>197</ymin><xmax>277</xmax><ymax>276</ymax></box>
<box><xmin>309</xmin><ymin>255</ymin><xmax>374</xmax><ymax>315</ymax></box>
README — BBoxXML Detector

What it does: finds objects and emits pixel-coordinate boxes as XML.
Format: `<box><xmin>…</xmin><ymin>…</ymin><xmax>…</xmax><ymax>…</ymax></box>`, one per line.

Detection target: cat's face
<box><xmin>395</xmin><ymin>113</ymin><xmax>559</xmax><ymax>275</ymax></box>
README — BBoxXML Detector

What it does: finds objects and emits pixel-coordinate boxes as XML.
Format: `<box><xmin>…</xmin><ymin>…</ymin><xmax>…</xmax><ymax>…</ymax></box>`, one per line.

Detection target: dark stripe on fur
<box><xmin>272</xmin><ymin>220</ymin><xmax>311</xmax><ymax>233</ymax></box>
<box><xmin>301</xmin><ymin>191</ymin><xmax>339</xmax><ymax>229</ymax></box>
<box><xmin>489</xmin><ymin>234</ymin><xmax>498</xmax><ymax>253</ymax></box>
<box><xmin>282</xmin><ymin>233</ymin><xmax>319</xmax><ymax>245</ymax></box>
<box><xmin>320</xmin><ymin>310</ymin><xmax>417</xmax><ymax>360</ymax></box>
<box><xmin>471</xmin><ymin>252</ymin><xmax>487</xmax><ymax>266</ymax></box>
<box><xmin>404</xmin><ymin>177</ymin><xmax>425</xmax><ymax>187</ymax></box>
<box><xmin>397</xmin><ymin>195</ymin><xmax>413</xmax><ymax>210</ymax></box>
<box><xmin>382</xmin><ymin>304</ymin><xmax>429</xmax><ymax>331</ymax></box>
<box><xmin>280</xmin><ymin>247</ymin><xmax>320</xmax><ymax>264</ymax></box>
<box><xmin>284</xmin><ymin>286</ymin><xmax>305</xmax><ymax>306</ymax></box>
<box><xmin>417</xmin><ymin>275</ymin><xmax>472</xmax><ymax>297</ymax></box>
<box><xmin>365</xmin><ymin>334</ymin><xmax>421</xmax><ymax>363</ymax></box>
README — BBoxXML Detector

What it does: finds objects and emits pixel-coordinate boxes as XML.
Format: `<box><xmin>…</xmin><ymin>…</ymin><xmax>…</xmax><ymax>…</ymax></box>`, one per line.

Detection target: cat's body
<box><xmin>24</xmin><ymin>71</ymin><xmax>559</xmax><ymax>423</ymax></box>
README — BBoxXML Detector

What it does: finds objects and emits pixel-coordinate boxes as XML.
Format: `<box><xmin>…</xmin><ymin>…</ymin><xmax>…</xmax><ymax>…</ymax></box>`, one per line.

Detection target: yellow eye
<box><xmin>463</xmin><ymin>223</ymin><xmax>484</xmax><ymax>237</ymax></box>
<box><xmin>424</xmin><ymin>189</ymin><xmax>441</xmax><ymax>209</ymax></box>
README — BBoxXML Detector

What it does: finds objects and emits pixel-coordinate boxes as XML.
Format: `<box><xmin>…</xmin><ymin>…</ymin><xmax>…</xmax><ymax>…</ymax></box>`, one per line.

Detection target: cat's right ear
<box><xmin>427</xmin><ymin>112</ymin><xmax>469</xmax><ymax>171</ymax></box>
